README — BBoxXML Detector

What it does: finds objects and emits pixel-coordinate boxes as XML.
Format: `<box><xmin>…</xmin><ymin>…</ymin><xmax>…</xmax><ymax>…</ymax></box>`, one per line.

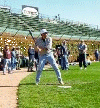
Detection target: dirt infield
<box><xmin>0</xmin><ymin>68</ymin><xmax>32</xmax><ymax>108</ymax></box>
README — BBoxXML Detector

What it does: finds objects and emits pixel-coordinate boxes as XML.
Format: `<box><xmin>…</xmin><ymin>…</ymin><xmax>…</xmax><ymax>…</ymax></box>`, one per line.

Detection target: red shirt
<box><xmin>3</xmin><ymin>49</ymin><xmax>11</xmax><ymax>59</ymax></box>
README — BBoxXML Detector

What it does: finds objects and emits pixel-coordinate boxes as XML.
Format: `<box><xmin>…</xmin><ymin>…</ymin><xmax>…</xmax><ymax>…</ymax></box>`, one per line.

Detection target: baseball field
<box><xmin>18</xmin><ymin>62</ymin><xmax>100</xmax><ymax>108</ymax></box>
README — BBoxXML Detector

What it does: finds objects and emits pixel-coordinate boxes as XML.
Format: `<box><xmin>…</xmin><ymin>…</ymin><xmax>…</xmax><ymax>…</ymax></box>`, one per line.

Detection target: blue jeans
<box><xmin>3</xmin><ymin>58</ymin><xmax>11</xmax><ymax>73</ymax></box>
<box><xmin>11</xmin><ymin>57</ymin><xmax>16</xmax><ymax>70</ymax></box>
<box><xmin>61</xmin><ymin>55</ymin><xmax>69</xmax><ymax>70</ymax></box>
<box><xmin>36</xmin><ymin>52</ymin><xmax>62</xmax><ymax>83</ymax></box>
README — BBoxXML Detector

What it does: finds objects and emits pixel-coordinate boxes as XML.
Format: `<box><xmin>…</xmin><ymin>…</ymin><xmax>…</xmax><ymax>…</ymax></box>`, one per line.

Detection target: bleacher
<box><xmin>0</xmin><ymin>9</ymin><xmax>100</xmax><ymax>39</ymax></box>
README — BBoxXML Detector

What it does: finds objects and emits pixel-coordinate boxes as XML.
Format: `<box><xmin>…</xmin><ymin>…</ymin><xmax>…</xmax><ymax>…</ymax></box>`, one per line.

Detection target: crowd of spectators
<box><xmin>0</xmin><ymin>36</ymin><xmax>99</xmax><ymax>75</ymax></box>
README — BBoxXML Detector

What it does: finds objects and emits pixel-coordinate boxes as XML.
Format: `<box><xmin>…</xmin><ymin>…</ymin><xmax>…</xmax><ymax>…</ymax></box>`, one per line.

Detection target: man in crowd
<box><xmin>11</xmin><ymin>46</ymin><xmax>16</xmax><ymax>71</ymax></box>
<box><xmin>94</xmin><ymin>49</ymin><xmax>99</xmax><ymax>61</ymax></box>
<box><xmin>34</xmin><ymin>29</ymin><xmax>64</xmax><ymax>85</ymax></box>
<box><xmin>28</xmin><ymin>44</ymin><xmax>35</xmax><ymax>72</ymax></box>
<box><xmin>16</xmin><ymin>46</ymin><xmax>22</xmax><ymax>70</ymax></box>
<box><xmin>61</xmin><ymin>40</ymin><xmax>69</xmax><ymax>70</ymax></box>
<box><xmin>78</xmin><ymin>40</ymin><xmax>87</xmax><ymax>69</ymax></box>
<box><xmin>3</xmin><ymin>43</ymin><xmax>12</xmax><ymax>75</ymax></box>
<box><xmin>34</xmin><ymin>50</ymin><xmax>39</xmax><ymax>71</ymax></box>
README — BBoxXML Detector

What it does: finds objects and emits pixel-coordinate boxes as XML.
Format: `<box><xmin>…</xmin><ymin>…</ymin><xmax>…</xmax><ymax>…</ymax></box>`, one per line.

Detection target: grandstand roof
<box><xmin>0</xmin><ymin>9</ymin><xmax>100</xmax><ymax>41</ymax></box>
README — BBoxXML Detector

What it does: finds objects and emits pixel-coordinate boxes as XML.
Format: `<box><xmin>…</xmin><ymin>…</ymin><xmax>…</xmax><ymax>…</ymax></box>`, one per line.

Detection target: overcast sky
<box><xmin>0</xmin><ymin>0</ymin><xmax>100</xmax><ymax>28</ymax></box>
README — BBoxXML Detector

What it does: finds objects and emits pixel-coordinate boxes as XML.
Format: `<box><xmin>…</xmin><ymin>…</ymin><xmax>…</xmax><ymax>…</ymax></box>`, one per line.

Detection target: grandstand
<box><xmin>0</xmin><ymin>8</ymin><xmax>100</xmax><ymax>40</ymax></box>
<box><xmin>0</xmin><ymin>6</ymin><xmax>100</xmax><ymax>62</ymax></box>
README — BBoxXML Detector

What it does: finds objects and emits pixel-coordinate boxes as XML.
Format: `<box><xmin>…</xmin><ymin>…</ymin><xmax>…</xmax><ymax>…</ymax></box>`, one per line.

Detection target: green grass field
<box><xmin>18</xmin><ymin>62</ymin><xmax>100</xmax><ymax>108</ymax></box>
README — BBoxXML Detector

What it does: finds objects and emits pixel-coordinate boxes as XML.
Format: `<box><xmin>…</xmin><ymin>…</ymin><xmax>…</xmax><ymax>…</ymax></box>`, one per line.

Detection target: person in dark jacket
<box><xmin>28</xmin><ymin>44</ymin><xmax>35</xmax><ymax>72</ymax></box>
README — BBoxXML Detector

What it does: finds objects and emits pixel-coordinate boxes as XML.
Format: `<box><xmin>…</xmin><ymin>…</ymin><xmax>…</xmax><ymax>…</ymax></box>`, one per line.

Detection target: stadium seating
<box><xmin>0</xmin><ymin>8</ymin><xmax>100</xmax><ymax>39</ymax></box>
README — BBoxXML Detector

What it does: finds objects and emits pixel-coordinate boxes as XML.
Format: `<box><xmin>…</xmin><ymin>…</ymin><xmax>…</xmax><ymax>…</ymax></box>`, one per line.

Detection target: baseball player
<box><xmin>34</xmin><ymin>29</ymin><xmax>64</xmax><ymax>85</ymax></box>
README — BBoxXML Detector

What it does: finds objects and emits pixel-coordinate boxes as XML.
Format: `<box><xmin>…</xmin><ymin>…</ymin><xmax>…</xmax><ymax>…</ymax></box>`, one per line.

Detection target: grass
<box><xmin>18</xmin><ymin>62</ymin><xmax>100</xmax><ymax>108</ymax></box>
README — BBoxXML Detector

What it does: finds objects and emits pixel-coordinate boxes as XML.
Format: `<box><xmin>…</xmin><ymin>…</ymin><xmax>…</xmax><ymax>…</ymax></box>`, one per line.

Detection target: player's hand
<box><xmin>37</xmin><ymin>46</ymin><xmax>42</xmax><ymax>52</ymax></box>
<box><xmin>38</xmin><ymin>48</ymin><xmax>42</xmax><ymax>52</ymax></box>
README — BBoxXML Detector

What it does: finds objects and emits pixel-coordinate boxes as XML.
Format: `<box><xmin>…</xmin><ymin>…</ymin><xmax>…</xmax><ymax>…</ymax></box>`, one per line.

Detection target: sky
<box><xmin>0</xmin><ymin>0</ymin><xmax>100</xmax><ymax>28</ymax></box>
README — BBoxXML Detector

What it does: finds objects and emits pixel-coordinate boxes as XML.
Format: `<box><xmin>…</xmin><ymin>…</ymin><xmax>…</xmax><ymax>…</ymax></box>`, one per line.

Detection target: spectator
<box><xmin>94</xmin><ymin>49</ymin><xmax>99</xmax><ymax>61</ymax></box>
<box><xmin>28</xmin><ymin>44</ymin><xmax>35</xmax><ymax>72</ymax></box>
<box><xmin>34</xmin><ymin>29</ymin><xmax>64</xmax><ymax>85</ymax></box>
<box><xmin>53</xmin><ymin>48</ymin><xmax>58</xmax><ymax>62</ymax></box>
<box><xmin>0</xmin><ymin>51</ymin><xmax>3</xmax><ymax>63</ymax></box>
<box><xmin>34</xmin><ymin>51</ymin><xmax>39</xmax><ymax>71</ymax></box>
<box><xmin>61</xmin><ymin>40</ymin><xmax>69</xmax><ymax>70</ymax></box>
<box><xmin>16</xmin><ymin>46</ymin><xmax>22</xmax><ymax>70</ymax></box>
<box><xmin>11</xmin><ymin>46</ymin><xmax>16</xmax><ymax>71</ymax></box>
<box><xmin>0</xmin><ymin>52</ymin><xmax>3</xmax><ymax>71</ymax></box>
<box><xmin>56</xmin><ymin>45</ymin><xmax>61</xmax><ymax>65</ymax></box>
<box><xmin>3</xmin><ymin>43</ymin><xmax>12</xmax><ymax>75</ymax></box>
<box><xmin>78</xmin><ymin>40</ymin><xmax>87</xmax><ymax>69</ymax></box>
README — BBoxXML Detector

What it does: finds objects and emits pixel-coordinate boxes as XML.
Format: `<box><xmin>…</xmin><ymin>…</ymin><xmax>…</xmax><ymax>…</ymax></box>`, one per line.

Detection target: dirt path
<box><xmin>0</xmin><ymin>65</ymin><xmax>50</xmax><ymax>108</ymax></box>
<box><xmin>0</xmin><ymin>68</ymin><xmax>32</xmax><ymax>108</ymax></box>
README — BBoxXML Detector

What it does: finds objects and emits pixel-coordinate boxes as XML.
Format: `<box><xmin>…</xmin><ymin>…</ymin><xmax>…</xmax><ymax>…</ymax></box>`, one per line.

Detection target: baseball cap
<box><xmin>40</xmin><ymin>29</ymin><xmax>48</xmax><ymax>34</ymax></box>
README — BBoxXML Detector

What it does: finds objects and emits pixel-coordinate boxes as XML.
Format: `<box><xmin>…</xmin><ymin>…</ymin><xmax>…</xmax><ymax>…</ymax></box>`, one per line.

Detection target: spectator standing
<box><xmin>11</xmin><ymin>46</ymin><xmax>16</xmax><ymax>71</ymax></box>
<box><xmin>34</xmin><ymin>29</ymin><xmax>64</xmax><ymax>85</ymax></box>
<box><xmin>78</xmin><ymin>40</ymin><xmax>87</xmax><ymax>69</ymax></box>
<box><xmin>16</xmin><ymin>46</ymin><xmax>22</xmax><ymax>70</ymax></box>
<box><xmin>61</xmin><ymin>40</ymin><xmax>69</xmax><ymax>70</ymax></box>
<box><xmin>3</xmin><ymin>43</ymin><xmax>12</xmax><ymax>75</ymax></box>
<box><xmin>53</xmin><ymin>48</ymin><xmax>58</xmax><ymax>62</ymax></box>
<box><xmin>34</xmin><ymin>51</ymin><xmax>39</xmax><ymax>71</ymax></box>
<box><xmin>94</xmin><ymin>49</ymin><xmax>99</xmax><ymax>61</ymax></box>
<box><xmin>56</xmin><ymin>45</ymin><xmax>61</xmax><ymax>65</ymax></box>
<box><xmin>0</xmin><ymin>51</ymin><xmax>3</xmax><ymax>62</ymax></box>
<box><xmin>28</xmin><ymin>44</ymin><xmax>35</xmax><ymax>72</ymax></box>
<box><xmin>0</xmin><ymin>51</ymin><xmax>3</xmax><ymax>71</ymax></box>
